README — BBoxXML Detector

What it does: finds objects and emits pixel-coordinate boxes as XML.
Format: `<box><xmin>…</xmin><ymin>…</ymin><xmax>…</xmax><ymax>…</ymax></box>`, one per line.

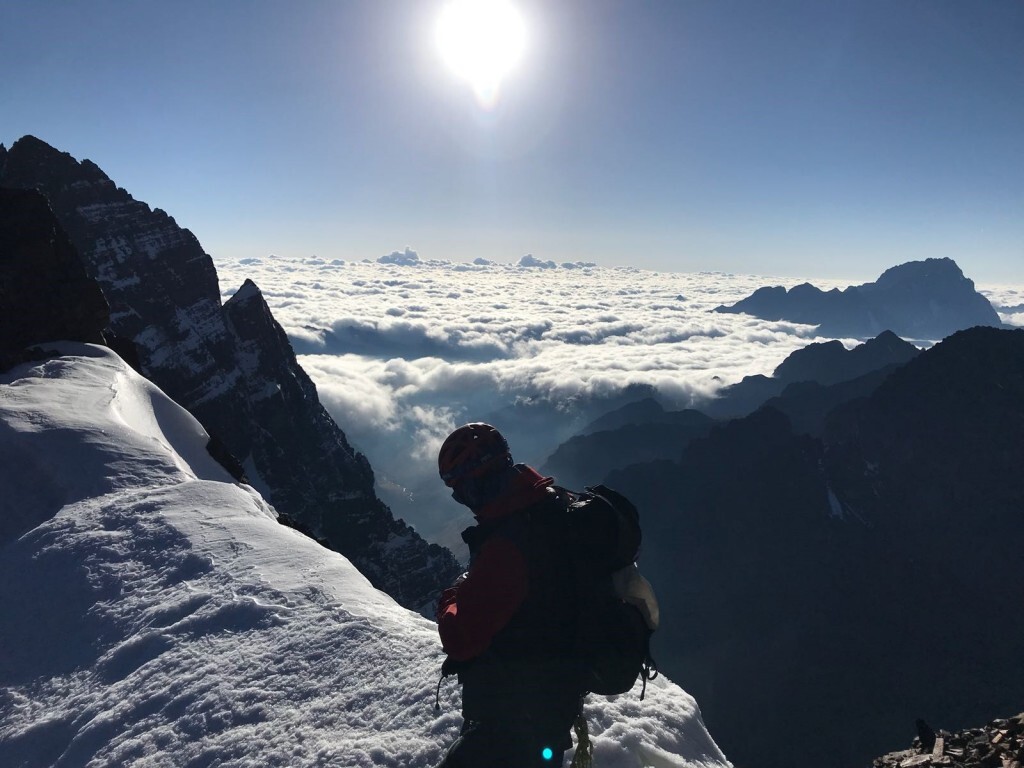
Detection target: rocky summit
<box><xmin>0</xmin><ymin>136</ymin><xmax>461</xmax><ymax>612</ymax></box>
<box><xmin>715</xmin><ymin>258</ymin><xmax>1002</xmax><ymax>339</ymax></box>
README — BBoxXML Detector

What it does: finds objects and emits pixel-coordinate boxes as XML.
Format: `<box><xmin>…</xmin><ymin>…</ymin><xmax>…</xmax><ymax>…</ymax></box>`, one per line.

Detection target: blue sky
<box><xmin>2</xmin><ymin>0</ymin><xmax>1022</xmax><ymax>282</ymax></box>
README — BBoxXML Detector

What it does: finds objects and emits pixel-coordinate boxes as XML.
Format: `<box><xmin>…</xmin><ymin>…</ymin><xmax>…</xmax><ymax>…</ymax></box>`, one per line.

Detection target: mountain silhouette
<box><xmin>715</xmin><ymin>258</ymin><xmax>1002</xmax><ymax>339</ymax></box>
<box><xmin>606</xmin><ymin>326</ymin><xmax>1024</xmax><ymax>768</ymax></box>
<box><xmin>544</xmin><ymin>332</ymin><xmax>921</xmax><ymax>487</ymax></box>
<box><xmin>704</xmin><ymin>329</ymin><xmax>920</xmax><ymax>419</ymax></box>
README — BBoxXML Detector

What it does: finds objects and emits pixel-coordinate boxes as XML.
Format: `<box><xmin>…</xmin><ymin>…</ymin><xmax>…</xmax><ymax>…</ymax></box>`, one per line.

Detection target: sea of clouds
<box><xmin>215</xmin><ymin>251</ymin><xmax>1022</xmax><ymax>557</ymax></box>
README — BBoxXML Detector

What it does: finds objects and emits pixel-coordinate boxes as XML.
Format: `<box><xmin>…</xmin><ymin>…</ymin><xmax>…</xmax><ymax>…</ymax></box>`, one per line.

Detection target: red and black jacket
<box><xmin>437</xmin><ymin>465</ymin><xmax>582</xmax><ymax>730</ymax></box>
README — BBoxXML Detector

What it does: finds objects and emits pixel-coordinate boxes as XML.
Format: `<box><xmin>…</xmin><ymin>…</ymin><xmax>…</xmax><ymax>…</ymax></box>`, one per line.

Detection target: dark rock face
<box><xmin>1</xmin><ymin>136</ymin><xmax>460</xmax><ymax>611</ymax></box>
<box><xmin>760</xmin><ymin>364</ymin><xmax>904</xmax><ymax>437</ymax></box>
<box><xmin>705</xmin><ymin>330</ymin><xmax>920</xmax><ymax>419</ymax></box>
<box><xmin>2</xmin><ymin>137</ymin><xmax>234</xmax><ymax>418</ymax></box>
<box><xmin>0</xmin><ymin>187</ymin><xmax>109</xmax><ymax>370</ymax></box>
<box><xmin>715</xmin><ymin>258</ymin><xmax>1002</xmax><ymax>339</ymax></box>
<box><xmin>750</xmin><ymin>330</ymin><xmax>922</xmax><ymax>435</ymax></box>
<box><xmin>607</xmin><ymin>327</ymin><xmax>1024</xmax><ymax>768</ymax></box>
<box><xmin>222</xmin><ymin>280</ymin><xmax>458</xmax><ymax>607</ymax></box>
<box><xmin>610</xmin><ymin>408</ymin><xmax>849</xmax><ymax>768</ymax></box>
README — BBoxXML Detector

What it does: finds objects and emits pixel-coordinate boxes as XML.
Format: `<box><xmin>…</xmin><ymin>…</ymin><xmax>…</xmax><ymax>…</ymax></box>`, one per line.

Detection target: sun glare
<box><xmin>436</xmin><ymin>0</ymin><xmax>527</xmax><ymax>108</ymax></box>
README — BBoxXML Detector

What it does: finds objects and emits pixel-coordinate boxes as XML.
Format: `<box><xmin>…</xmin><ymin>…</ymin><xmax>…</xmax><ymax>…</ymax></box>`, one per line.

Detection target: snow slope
<box><xmin>0</xmin><ymin>344</ymin><xmax>730</xmax><ymax>768</ymax></box>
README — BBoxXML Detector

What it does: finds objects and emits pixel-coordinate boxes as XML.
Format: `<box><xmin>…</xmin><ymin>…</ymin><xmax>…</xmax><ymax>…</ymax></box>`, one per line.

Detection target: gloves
<box><xmin>435</xmin><ymin>572</ymin><xmax>469</xmax><ymax>622</ymax></box>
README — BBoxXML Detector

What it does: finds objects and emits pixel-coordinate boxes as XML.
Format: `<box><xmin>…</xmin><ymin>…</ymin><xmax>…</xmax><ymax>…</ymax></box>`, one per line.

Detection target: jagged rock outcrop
<box><xmin>1</xmin><ymin>137</ymin><xmax>237</xmax><ymax>418</ymax></box>
<box><xmin>873</xmin><ymin>713</ymin><xmax>1024</xmax><ymax>768</ymax></box>
<box><xmin>715</xmin><ymin>258</ymin><xmax>1002</xmax><ymax>339</ymax></box>
<box><xmin>0</xmin><ymin>136</ymin><xmax>460</xmax><ymax>611</ymax></box>
<box><xmin>704</xmin><ymin>329</ymin><xmax>920</xmax><ymax>419</ymax></box>
<box><xmin>773</xmin><ymin>329</ymin><xmax>919</xmax><ymax>385</ymax></box>
<box><xmin>607</xmin><ymin>327</ymin><xmax>1024</xmax><ymax>768</ymax></box>
<box><xmin>0</xmin><ymin>187</ymin><xmax>108</xmax><ymax>371</ymax></box>
<box><xmin>222</xmin><ymin>279</ymin><xmax>458</xmax><ymax>606</ymax></box>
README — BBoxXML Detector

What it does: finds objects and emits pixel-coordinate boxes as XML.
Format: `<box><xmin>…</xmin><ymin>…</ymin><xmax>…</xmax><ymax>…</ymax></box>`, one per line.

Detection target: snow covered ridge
<box><xmin>0</xmin><ymin>344</ymin><xmax>731</xmax><ymax>768</ymax></box>
<box><xmin>1</xmin><ymin>135</ymin><xmax>461</xmax><ymax>612</ymax></box>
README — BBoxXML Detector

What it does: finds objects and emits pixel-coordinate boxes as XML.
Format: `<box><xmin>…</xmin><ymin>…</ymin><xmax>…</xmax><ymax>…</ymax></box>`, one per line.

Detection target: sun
<box><xmin>435</xmin><ymin>0</ymin><xmax>527</xmax><ymax>108</ymax></box>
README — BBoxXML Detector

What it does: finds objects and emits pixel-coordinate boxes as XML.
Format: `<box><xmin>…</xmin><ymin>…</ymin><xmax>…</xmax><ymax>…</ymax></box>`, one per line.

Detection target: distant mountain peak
<box><xmin>226</xmin><ymin>278</ymin><xmax>264</xmax><ymax>305</ymax></box>
<box><xmin>869</xmin><ymin>256</ymin><xmax>966</xmax><ymax>289</ymax></box>
<box><xmin>773</xmin><ymin>331</ymin><xmax>919</xmax><ymax>385</ymax></box>
<box><xmin>871</xmin><ymin>329</ymin><xmax>903</xmax><ymax>343</ymax></box>
<box><xmin>716</xmin><ymin>258</ymin><xmax>1001</xmax><ymax>339</ymax></box>
<box><xmin>703</xmin><ymin>330</ymin><xmax>921</xmax><ymax>422</ymax></box>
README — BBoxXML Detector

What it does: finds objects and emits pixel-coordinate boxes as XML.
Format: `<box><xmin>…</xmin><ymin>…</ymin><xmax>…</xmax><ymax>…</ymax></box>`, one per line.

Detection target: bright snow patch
<box><xmin>0</xmin><ymin>344</ymin><xmax>730</xmax><ymax>767</ymax></box>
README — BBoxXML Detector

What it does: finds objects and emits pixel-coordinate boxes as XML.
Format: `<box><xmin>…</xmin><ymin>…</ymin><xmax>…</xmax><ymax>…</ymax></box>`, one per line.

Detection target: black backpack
<box><xmin>561</xmin><ymin>484</ymin><xmax>659</xmax><ymax>698</ymax></box>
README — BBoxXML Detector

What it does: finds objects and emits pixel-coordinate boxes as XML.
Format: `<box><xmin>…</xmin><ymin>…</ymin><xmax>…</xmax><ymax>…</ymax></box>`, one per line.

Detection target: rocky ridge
<box><xmin>0</xmin><ymin>136</ymin><xmax>460</xmax><ymax>611</ymax></box>
<box><xmin>704</xmin><ymin>329</ymin><xmax>920</xmax><ymax>419</ymax></box>
<box><xmin>873</xmin><ymin>713</ymin><xmax>1024</xmax><ymax>768</ymax></box>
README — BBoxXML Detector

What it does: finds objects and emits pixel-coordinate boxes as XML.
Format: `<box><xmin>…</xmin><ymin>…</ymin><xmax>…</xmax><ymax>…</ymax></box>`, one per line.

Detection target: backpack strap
<box><xmin>639</xmin><ymin>651</ymin><xmax>659</xmax><ymax>701</ymax></box>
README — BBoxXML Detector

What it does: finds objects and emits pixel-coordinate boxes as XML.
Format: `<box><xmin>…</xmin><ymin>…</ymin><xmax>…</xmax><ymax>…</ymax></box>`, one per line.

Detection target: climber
<box><xmin>433</xmin><ymin>422</ymin><xmax>583</xmax><ymax>767</ymax></box>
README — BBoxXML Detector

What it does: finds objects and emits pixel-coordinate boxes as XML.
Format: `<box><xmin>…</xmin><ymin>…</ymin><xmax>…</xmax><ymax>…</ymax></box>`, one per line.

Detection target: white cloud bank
<box><xmin>980</xmin><ymin>285</ymin><xmax>1024</xmax><ymax>328</ymax></box>
<box><xmin>213</xmin><ymin>255</ymin><xmax>1022</xmax><ymax>553</ymax></box>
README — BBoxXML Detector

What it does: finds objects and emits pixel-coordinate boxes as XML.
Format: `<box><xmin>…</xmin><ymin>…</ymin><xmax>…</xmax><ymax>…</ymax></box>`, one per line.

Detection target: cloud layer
<box><xmin>980</xmin><ymin>285</ymin><xmax>1024</xmax><ymax>327</ymax></box>
<box><xmin>214</xmin><ymin>254</ymin><xmax>1021</xmax><ymax>555</ymax></box>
